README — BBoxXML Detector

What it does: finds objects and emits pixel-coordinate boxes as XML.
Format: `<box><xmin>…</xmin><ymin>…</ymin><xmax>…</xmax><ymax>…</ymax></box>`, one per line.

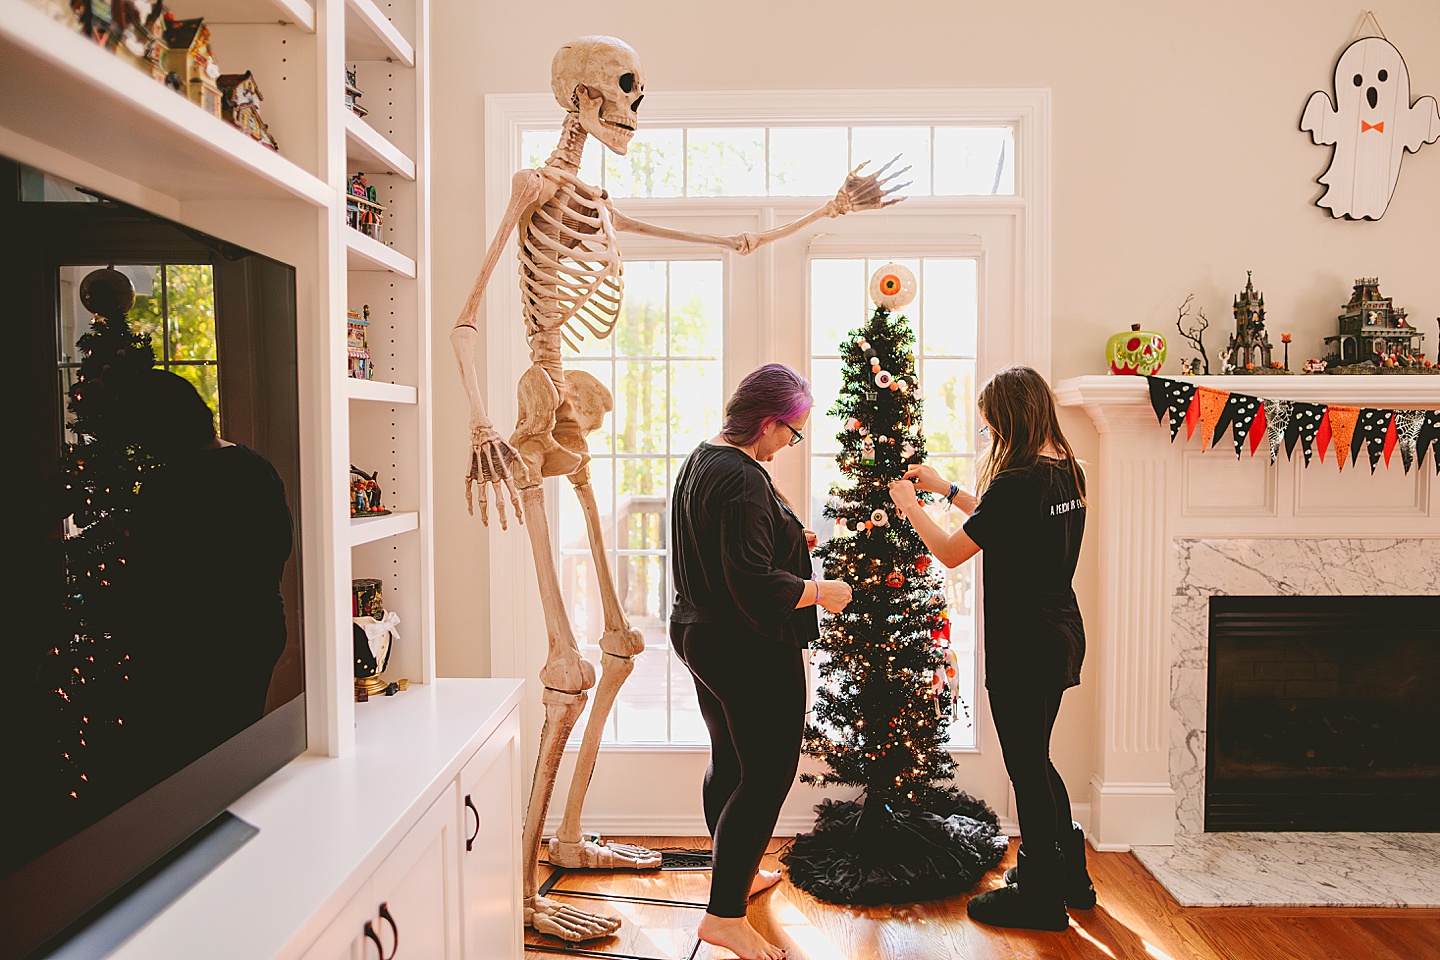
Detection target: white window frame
<box><xmin>483</xmin><ymin>89</ymin><xmax>1050</xmax><ymax>772</ymax></box>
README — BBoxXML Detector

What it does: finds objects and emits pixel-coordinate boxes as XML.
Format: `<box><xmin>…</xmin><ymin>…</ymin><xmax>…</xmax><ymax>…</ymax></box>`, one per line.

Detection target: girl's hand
<box><xmin>803</xmin><ymin>528</ymin><xmax>818</xmax><ymax>550</ymax></box>
<box><xmin>815</xmin><ymin>579</ymin><xmax>853</xmax><ymax>613</ymax></box>
<box><xmin>903</xmin><ymin>463</ymin><xmax>950</xmax><ymax>496</ymax></box>
<box><xmin>888</xmin><ymin>478</ymin><xmax>920</xmax><ymax>512</ymax></box>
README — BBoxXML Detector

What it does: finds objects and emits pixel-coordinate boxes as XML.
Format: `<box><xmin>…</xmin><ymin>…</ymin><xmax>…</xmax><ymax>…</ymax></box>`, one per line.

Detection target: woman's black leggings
<box><xmin>987</xmin><ymin>685</ymin><xmax>1072</xmax><ymax>868</ymax></box>
<box><xmin>672</xmin><ymin>622</ymin><xmax>806</xmax><ymax>918</ymax></box>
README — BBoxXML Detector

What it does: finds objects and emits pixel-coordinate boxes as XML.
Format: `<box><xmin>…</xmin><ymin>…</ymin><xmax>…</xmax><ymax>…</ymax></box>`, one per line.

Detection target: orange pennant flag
<box><xmin>1327</xmin><ymin>405</ymin><xmax>1360</xmax><ymax>472</ymax></box>
<box><xmin>1196</xmin><ymin>387</ymin><xmax>1230</xmax><ymax>451</ymax></box>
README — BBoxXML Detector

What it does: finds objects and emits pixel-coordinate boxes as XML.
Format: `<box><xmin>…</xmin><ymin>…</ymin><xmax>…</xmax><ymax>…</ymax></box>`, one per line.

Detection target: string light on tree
<box><xmin>782</xmin><ymin>262</ymin><xmax>1006</xmax><ymax>904</ymax></box>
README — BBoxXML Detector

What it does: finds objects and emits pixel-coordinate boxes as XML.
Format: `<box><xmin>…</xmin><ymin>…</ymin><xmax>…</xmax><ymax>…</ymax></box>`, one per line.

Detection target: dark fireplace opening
<box><xmin>1205</xmin><ymin>595</ymin><xmax>1440</xmax><ymax>832</ymax></box>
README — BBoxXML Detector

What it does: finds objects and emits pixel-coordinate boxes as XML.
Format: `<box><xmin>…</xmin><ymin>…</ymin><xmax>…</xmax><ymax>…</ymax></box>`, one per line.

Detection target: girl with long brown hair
<box><xmin>887</xmin><ymin>365</ymin><xmax>1094</xmax><ymax>932</ymax></box>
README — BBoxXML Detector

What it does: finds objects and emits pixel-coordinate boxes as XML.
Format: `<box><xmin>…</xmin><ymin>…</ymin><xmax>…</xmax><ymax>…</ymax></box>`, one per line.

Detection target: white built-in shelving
<box><xmin>0</xmin><ymin>0</ymin><xmax>434</xmax><ymax>759</ymax></box>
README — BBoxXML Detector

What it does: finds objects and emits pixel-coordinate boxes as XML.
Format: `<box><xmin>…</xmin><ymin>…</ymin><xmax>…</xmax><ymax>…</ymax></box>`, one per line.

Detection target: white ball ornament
<box><xmin>869</xmin><ymin>262</ymin><xmax>918</xmax><ymax>310</ymax></box>
<box><xmin>896</xmin><ymin>379</ymin><xmax>908</xmax><ymax>393</ymax></box>
<box><xmin>902</xmin><ymin>441</ymin><xmax>916</xmax><ymax>458</ymax></box>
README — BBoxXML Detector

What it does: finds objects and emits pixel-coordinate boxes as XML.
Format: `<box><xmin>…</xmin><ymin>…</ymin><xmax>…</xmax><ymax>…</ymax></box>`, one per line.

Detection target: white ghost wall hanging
<box><xmin>1300</xmin><ymin>36</ymin><xmax>1440</xmax><ymax>220</ymax></box>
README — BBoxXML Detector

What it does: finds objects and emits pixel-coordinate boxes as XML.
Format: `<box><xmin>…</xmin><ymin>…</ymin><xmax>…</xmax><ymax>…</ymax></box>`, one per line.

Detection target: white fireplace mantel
<box><xmin>1054</xmin><ymin>375</ymin><xmax>1438</xmax><ymax>851</ymax></box>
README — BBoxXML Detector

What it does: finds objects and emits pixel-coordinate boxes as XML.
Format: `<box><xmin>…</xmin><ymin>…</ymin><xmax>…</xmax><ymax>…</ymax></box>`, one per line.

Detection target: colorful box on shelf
<box><xmin>347</xmin><ymin>304</ymin><xmax>373</xmax><ymax>379</ymax></box>
<box><xmin>346</xmin><ymin>172</ymin><xmax>384</xmax><ymax>239</ymax></box>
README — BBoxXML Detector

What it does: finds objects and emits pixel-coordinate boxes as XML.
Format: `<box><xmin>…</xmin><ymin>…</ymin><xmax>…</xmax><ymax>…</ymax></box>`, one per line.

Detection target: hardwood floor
<box><xmin>525</xmin><ymin>837</ymin><xmax>1440</xmax><ymax>960</ymax></box>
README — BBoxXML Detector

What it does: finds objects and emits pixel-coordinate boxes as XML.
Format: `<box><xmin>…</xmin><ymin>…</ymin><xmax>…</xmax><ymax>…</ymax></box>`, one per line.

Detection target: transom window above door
<box><xmin>521</xmin><ymin>124</ymin><xmax>1015</xmax><ymax>198</ymax></box>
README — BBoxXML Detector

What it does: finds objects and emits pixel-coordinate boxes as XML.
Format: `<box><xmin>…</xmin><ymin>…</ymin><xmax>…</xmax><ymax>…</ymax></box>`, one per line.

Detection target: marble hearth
<box><xmin>1055</xmin><ymin>376</ymin><xmax>1439</xmax><ymax>906</ymax></box>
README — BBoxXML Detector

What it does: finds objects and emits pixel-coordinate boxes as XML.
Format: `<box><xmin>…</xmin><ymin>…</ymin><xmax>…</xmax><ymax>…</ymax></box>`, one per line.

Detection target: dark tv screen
<box><xmin>3</xmin><ymin>163</ymin><xmax>308</xmax><ymax>960</ymax></box>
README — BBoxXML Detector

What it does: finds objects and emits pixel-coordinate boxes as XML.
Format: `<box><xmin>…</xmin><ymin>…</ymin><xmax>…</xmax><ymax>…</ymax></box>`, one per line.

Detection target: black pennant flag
<box><xmin>1228</xmin><ymin>394</ymin><xmax>1261</xmax><ymax>458</ymax></box>
<box><xmin>1286</xmin><ymin>402</ymin><xmax>1325</xmax><ymax>465</ymax></box>
<box><xmin>1395</xmin><ymin>410</ymin><xmax>1425</xmax><ymax>474</ymax></box>
<box><xmin>1153</xmin><ymin>376</ymin><xmax>1197</xmax><ymax>441</ymax></box>
<box><xmin>1147</xmin><ymin>376</ymin><xmax>1170</xmax><ymax>425</ymax></box>
<box><xmin>1355</xmin><ymin>408</ymin><xmax>1391</xmax><ymax>473</ymax></box>
<box><xmin>1418</xmin><ymin>411</ymin><xmax>1440</xmax><ymax>475</ymax></box>
<box><xmin>1213</xmin><ymin>393</ymin><xmax>1243</xmax><ymax>450</ymax></box>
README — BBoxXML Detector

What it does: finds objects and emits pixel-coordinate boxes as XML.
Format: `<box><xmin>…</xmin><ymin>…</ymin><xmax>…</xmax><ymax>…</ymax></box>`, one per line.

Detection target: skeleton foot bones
<box><xmin>525</xmin><ymin>895</ymin><xmax>621</xmax><ymax>942</ymax></box>
<box><xmin>549</xmin><ymin>837</ymin><xmax>663</xmax><ymax>870</ymax></box>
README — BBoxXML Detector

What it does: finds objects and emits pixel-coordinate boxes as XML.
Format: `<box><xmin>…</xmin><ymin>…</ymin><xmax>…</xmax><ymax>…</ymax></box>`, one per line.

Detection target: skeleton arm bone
<box><xmin>451</xmin><ymin>168</ymin><xmax>552</xmax><ymax>526</ymax></box>
<box><xmin>608</xmin><ymin>157</ymin><xmax>910</xmax><ymax>254</ymax></box>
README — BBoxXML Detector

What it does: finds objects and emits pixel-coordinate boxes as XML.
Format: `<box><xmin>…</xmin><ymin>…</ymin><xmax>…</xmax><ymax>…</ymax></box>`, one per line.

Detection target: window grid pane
<box><xmin>560</xmin><ymin>259</ymin><xmax>723</xmax><ymax>745</ymax></box>
<box><xmin>808</xmin><ymin>255</ymin><xmax>980</xmax><ymax>749</ymax></box>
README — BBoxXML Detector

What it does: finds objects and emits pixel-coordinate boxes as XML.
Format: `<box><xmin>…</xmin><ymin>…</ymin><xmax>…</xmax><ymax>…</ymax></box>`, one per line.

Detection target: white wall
<box><xmin>431</xmin><ymin>0</ymin><xmax>1440</xmax><ymax>824</ymax></box>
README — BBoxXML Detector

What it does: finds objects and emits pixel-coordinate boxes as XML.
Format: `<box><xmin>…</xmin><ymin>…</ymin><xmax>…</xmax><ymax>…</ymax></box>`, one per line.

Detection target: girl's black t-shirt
<box><xmin>962</xmin><ymin>457</ymin><xmax>1087</xmax><ymax>691</ymax></box>
<box><xmin>670</xmin><ymin>443</ymin><xmax>819</xmax><ymax>648</ymax></box>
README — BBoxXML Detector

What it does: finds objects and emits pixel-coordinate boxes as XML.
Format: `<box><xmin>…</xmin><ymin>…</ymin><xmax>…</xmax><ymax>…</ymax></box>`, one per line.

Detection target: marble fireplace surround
<box><xmin>1055</xmin><ymin>376</ymin><xmax>1440</xmax><ymax>907</ymax></box>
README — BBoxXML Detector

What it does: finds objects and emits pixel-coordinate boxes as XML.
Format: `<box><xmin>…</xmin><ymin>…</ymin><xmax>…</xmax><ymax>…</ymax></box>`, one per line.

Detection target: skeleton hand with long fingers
<box><xmin>829</xmin><ymin>155</ymin><xmax>911</xmax><ymax>215</ymax></box>
<box><xmin>465</xmin><ymin>416</ymin><xmax>526</xmax><ymax>529</ymax></box>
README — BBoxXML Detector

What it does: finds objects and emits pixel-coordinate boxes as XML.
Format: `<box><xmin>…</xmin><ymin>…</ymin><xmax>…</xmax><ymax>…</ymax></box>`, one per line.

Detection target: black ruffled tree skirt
<box><xmin>780</xmin><ymin>794</ymin><xmax>1009</xmax><ymax>905</ymax></box>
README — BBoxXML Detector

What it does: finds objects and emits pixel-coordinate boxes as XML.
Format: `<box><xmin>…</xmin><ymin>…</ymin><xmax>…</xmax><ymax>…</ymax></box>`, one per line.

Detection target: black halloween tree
<box><xmin>48</xmin><ymin>269</ymin><xmax>157</xmax><ymax>803</ymax></box>
<box><xmin>781</xmin><ymin>264</ymin><xmax>1006</xmax><ymax>905</ymax></box>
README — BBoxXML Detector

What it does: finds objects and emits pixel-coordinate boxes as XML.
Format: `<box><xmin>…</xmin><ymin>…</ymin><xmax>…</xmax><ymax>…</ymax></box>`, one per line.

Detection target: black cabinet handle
<box><xmin>464</xmin><ymin>794</ymin><xmax>480</xmax><ymax>852</ymax></box>
<box><xmin>363</xmin><ymin>921</ymin><xmax>384</xmax><ymax>958</ymax></box>
<box><xmin>378</xmin><ymin>901</ymin><xmax>399</xmax><ymax>959</ymax></box>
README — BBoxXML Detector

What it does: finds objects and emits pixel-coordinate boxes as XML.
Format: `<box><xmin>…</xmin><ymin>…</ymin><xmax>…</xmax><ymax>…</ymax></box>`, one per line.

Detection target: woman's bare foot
<box><xmin>748</xmin><ymin>870</ymin><xmax>782</xmax><ymax>898</ymax></box>
<box><xmin>696</xmin><ymin>914</ymin><xmax>786</xmax><ymax>960</ymax></box>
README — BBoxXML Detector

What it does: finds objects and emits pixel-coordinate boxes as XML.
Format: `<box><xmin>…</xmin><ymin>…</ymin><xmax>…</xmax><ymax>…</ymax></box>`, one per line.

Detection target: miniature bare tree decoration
<box><xmin>449</xmin><ymin>36</ymin><xmax>906</xmax><ymax>942</ymax></box>
<box><xmin>1175</xmin><ymin>293</ymin><xmax>1211</xmax><ymax>375</ymax></box>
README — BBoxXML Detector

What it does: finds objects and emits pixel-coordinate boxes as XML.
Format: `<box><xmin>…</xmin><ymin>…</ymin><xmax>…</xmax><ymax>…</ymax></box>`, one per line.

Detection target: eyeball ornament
<box><xmin>869</xmin><ymin>262</ymin><xmax>917</xmax><ymax>310</ymax></box>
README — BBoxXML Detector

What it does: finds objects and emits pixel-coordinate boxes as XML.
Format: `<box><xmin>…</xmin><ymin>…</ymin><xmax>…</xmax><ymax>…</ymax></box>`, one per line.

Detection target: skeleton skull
<box><xmin>552</xmin><ymin>36</ymin><xmax>644</xmax><ymax>155</ymax></box>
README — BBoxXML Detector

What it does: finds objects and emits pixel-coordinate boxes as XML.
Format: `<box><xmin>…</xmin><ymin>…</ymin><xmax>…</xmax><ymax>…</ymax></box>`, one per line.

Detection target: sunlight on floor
<box><xmin>772</xmin><ymin>899</ymin><xmax>850</xmax><ymax>960</ymax></box>
<box><xmin>608</xmin><ymin>898</ymin><xmax>694</xmax><ymax>958</ymax></box>
<box><xmin>1144</xmin><ymin>939</ymin><xmax>1179</xmax><ymax>960</ymax></box>
<box><xmin>1073</xmin><ymin>920</ymin><xmax>1118</xmax><ymax>958</ymax></box>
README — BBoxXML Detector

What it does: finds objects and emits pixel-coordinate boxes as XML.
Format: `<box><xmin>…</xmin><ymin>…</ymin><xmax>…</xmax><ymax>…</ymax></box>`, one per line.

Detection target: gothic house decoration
<box><xmin>447</xmin><ymin>36</ymin><xmax>906</xmax><ymax>942</ymax></box>
<box><xmin>217</xmin><ymin>71</ymin><xmax>279</xmax><ymax>150</ymax></box>
<box><xmin>1222</xmin><ymin>271</ymin><xmax>1276</xmax><ymax>373</ymax></box>
<box><xmin>1324</xmin><ymin>277</ymin><xmax>1428</xmax><ymax>369</ymax></box>
<box><xmin>1300</xmin><ymin>33</ymin><xmax>1440</xmax><ymax>220</ymax></box>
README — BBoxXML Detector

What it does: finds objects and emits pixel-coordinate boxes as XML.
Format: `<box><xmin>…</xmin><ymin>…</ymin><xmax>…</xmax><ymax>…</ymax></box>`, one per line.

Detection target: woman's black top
<box><xmin>670</xmin><ymin>443</ymin><xmax>819</xmax><ymax>648</ymax></box>
<box><xmin>962</xmin><ymin>457</ymin><xmax>1086</xmax><ymax>692</ymax></box>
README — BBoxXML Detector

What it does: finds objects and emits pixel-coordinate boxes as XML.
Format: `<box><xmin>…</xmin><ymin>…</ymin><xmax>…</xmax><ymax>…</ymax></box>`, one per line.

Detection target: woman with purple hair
<box><xmin>671</xmin><ymin>363</ymin><xmax>852</xmax><ymax>960</ymax></box>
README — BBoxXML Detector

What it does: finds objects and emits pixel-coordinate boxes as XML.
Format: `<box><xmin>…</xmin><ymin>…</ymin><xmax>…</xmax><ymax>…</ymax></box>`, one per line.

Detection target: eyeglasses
<box><xmin>782</xmin><ymin>422</ymin><xmax>805</xmax><ymax>446</ymax></box>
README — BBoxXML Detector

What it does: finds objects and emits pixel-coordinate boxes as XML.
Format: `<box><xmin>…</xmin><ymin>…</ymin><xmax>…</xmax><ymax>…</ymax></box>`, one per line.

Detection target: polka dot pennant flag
<box><xmin>1395</xmin><ymin>410</ymin><xmax>1424</xmax><ymax>474</ymax></box>
<box><xmin>1286</xmin><ymin>402</ymin><xmax>1326</xmax><ymax>465</ymax></box>
<box><xmin>1224</xmin><ymin>394</ymin><xmax>1261</xmax><ymax>458</ymax></box>
<box><xmin>1147</xmin><ymin>376</ymin><xmax>1197</xmax><ymax>441</ymax></box>
<box><xmin>1354</xmin><ymin>408</ymin><xmax>1394</xmax><ymax>474</ymax></box>
<box><xmin>1196</xmin><ymin>387</ymin><xmax>1231</xmax><ymax>452</ymax></box>
<box><xmin>1325</xmin><ymin>405</ymin><xmax>1360</xmax><ymax>472</ymax></box>
<box><xmin>1262</xmin><ymin>398</ymin><xmax>1292</xmax><ymax>464</ymax></box>
<box><xmin>1417</xmin><ymin>411</ymin><xmax>1440</xmax><ymax>475</ymax></box>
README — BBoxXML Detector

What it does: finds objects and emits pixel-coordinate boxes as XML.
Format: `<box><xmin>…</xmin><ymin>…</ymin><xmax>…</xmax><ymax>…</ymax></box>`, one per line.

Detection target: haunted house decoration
<box><xmin>346</xmin><ymin>173</ymin><xmax>384</xmax><ymax>239</ymax></box>
<box><xmin>218</xmin><ymin>71</ymin><xmax>279</xmax><ymax>150</ymax></box>
<box><xmin>162</xmin><ymin>16</ymin><xmax>223</xmax><ymax>118</ymax></box>
<box><xmin>347</xmin><ymin>305</ymin><xmax>373</xmax><ymax>380</ymax></box>
<box><xmin>344</xmin><ymin>65</ymin><xmax>368</xmax><ymax>118</ymax></box>
<box><xmin>1222</xmin><ymin>272</ymin><xmax>1277</xmax><ymax>373</ymax></box>
<box><xmin>1324</xmin><ymin>278</ymin><xmax>1428</xmax><ymax>369</ymax></box>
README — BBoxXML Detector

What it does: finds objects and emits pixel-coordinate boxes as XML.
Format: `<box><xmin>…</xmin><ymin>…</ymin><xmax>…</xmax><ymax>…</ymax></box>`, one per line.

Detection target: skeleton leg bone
<box><xmin>512</xmin><ymin>399</ymin><xmax>620</xmax><ymax>940</ymax></box>
<box><xmin>541</xmin><ymin>370</ymin><xmax>660</xmax><ymax>870</ymax></box>
<box><xmin>548</xmin><ymin>466</ymin><xmax>659</xmax><ymax>870</ymax></box>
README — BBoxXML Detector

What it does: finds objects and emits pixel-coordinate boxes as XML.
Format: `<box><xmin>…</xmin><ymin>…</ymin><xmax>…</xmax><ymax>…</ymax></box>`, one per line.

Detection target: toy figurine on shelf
<box><xmin>344</xmin><ymin>65</ymin><xmax>368</xmax><ymax>118</ymax></box>
<box><xmin>217</xmin><ymin>71</ymin><xmax>279</xmax><ymax>150</ymax></box>
<box><xmin>162</xmin><ymin>15</ymin><xmax>223</xmax><ymax>118</ymax></box>
<box><xmin>346</xmin><ymin>173</ymin><xmax>385</xmax><ymax>239</ymax></box>
<box><xmin>347</xmin><ymin>305</ymin><xmax>373</xmax><ymax>379</ymax></box>
<box><xmin>349</xmin><ymin>464</ymin><xmax>391</xmax><ymax>517</ymax></box>
<box><xmin>1322</xmin><ymin>278</ymin><xmax>1434</xmax><ymax>373</ymax></box>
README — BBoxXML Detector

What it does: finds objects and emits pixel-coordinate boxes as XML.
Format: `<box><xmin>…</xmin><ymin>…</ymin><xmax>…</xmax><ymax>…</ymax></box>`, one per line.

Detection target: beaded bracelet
<box><xmin>945</xmin><ymin>482</ymin><xmax>959</xmax><ymax>511</ymax></box>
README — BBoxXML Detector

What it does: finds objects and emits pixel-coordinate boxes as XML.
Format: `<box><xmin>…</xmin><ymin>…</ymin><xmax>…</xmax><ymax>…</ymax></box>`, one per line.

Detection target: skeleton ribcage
<box><xmin>519</xmin><ymin>175</ymin><xmax>624</xmax><ymax>354</ymax></box>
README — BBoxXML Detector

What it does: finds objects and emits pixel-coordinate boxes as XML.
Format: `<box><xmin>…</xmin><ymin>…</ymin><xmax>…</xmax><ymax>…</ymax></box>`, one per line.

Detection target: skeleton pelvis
<box><xmin>512</xmin><ymin>365</ymin><xmax>614</xmax><ymax>483</ymax></box>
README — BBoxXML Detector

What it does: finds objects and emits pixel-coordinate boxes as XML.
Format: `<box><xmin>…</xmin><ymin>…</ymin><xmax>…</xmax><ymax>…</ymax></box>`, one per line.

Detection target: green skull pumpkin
<box><xmin>1107</xmin><ymin>323</ymin><xmax>1167</xmax><ymax>376</ymax></box>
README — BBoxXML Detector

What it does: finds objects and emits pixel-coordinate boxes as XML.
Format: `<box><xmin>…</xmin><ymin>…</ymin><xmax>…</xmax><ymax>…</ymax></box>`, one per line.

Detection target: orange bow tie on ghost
<box><xmin>1361</xmin><ymin>120</ymin><xmax>1385</xmax><ymax>133</ymax></box>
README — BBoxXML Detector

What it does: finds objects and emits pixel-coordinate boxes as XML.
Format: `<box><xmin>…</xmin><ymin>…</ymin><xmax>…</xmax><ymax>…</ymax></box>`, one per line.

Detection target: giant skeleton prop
<box><xmin>451</xmin><ymin>36</ymin><xmax>906</xmax><ymax>941</ymax></box>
